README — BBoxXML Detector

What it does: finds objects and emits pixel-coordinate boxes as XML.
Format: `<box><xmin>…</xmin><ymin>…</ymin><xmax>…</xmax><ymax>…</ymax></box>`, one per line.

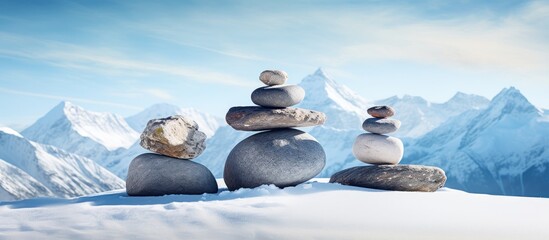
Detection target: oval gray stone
<box><xmin>367</xmin><ymin>106</ymin><xmax>395</xmax><ymax>118</ymax></box>
<box><xmin>251</xmin><ymin>85</ymin><xmax>305</xmax><ymax>108</ymax></box>
<box><xmin>140</xmin><ymin>115</ymin><xmax>206</xmax><ymax>159</ymax></box>
<box><xmin>224</xmin><ymin>129</ymin><xmax>326</xmax><ymax>191</ymax></box>
<box><xmin>362</xmin><ymin>118</ymin><xmax>401</xmax><ymax>134</ymax></box>
<box><xmin>352</xmin><ymin>133</ymin><xmax>403</xmax><ymax>165</ymax></box>
<box><xmin>226</xmin><ymin>106</ymin><xmax>326</xmax><ymax>131</ymax></box>
<box><xmin>259</xmin><ymin>70</ymin><xmax>288</xmax><ymax>86</ymax></box>
<box><xmin>329</xmin><ymin>165</ymin><xmax>447</xmax><ymax>192</ymax></box>
<box><xmin>126</xmin><ymin>153</ymin><xmax>218</xmax><ymax>196</ymax></box>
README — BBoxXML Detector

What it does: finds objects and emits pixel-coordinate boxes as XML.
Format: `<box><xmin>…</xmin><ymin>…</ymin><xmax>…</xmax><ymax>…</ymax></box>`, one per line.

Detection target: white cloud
<box><xmin>141</xmin><ymin>89</ymin><xmax>174</xmax><ymax>100</ymax></box>
<box><xmin>0</xmin><ymin>87</ymin><xmax>142</xmax><ymax>110</ymax></box>
<box><xmin>307</xmin><ymin>2</ymin><xmax>549</xmax><ymax>72</ymax></box>
<box><xmin>0</xmin><ymin>32</ymin><xmax>252</xmax><ymax>87</ymax></box>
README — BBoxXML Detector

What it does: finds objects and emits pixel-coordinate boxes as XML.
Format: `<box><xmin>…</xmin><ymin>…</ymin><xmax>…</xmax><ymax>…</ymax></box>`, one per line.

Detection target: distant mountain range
<box><xmin>0</xmin><ymin>127</ymin><xmax>124</xmax><ymax>200</ymax></box>
<box><xmin>403</xmin><ymin>87</ymin><xmax>549</xmax><ymax>197</ymax></box>
<box><xmin>1</xmin><ymin>68</ymin><xmax>547</xmax><ymax>200</ymax></box>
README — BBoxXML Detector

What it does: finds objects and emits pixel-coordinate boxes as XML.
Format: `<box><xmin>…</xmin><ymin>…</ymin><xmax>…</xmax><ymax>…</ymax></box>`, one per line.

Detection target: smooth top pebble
<box><xmin>259</xmin><ymin>70</ymin><xmax>288</xmax><ymax>86</ymax></box>
<box><xmin>367</xmin><ymin>106</ymin><xmax>395</xmax><ymax>118</ymax></box>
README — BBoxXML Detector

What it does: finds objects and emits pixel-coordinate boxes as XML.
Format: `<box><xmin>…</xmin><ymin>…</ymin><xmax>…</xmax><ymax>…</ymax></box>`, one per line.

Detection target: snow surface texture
<box><xmin>0</xmin><ymin>180</ymin><xmax>547</xmax><ymax>240</ymax></box>
<box><xmin>404</xmin><ymin>87</ymin><xmax>549</xmax><ymax>197</ymax></box>
<box><xmin>0</xmin><ymin>128</ymin><xmax>124</xmax><ymax>200</ymax></box>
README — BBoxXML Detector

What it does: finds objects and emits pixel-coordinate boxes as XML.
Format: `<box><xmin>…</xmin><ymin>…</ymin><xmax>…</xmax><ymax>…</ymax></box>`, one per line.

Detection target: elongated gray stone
<box><xmin>330</xmin><ymin>165</ymin><xmax>446</xmax><ymax>192</ymax></box>
<box><xmin>126</xmin><ymin>153</ymin><xmax>218</xmax><ymax>196</ymax></box>
<box><xmin>224</xmin><ymin>129</ymin><xmax>326</xmax><ymax>191</ymax></box>
<box><xmin>362</xmin><ymin>118</ymin><xmax>401</xmax><ymax>134</ymax></box>
<box><xmin>226</xmin><ymin>106</ymin><xmax>326</xmax><ymax>131</ymax></box>
<box><xmin>140</xmin><ymin>115</ymin><xmax>206</xmax><ymax>159</ymax></box>
<box><xmin>251</xmin><ymin>85</ymin><xmax>305</xmax><ymax>108</ymax></box>
<box><xmin>367</xmin><ymin>106</ymin><xmax>395</xmax><ymax>118</ymax></box>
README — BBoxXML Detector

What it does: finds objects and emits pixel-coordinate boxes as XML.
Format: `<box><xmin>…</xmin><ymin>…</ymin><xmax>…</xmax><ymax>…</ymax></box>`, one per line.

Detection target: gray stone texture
<box><xmin>126</xmin><ymin>153</ymin><xmax>218</xmax><ymax>196</ymax></box>
<box><xmin>362</xmin><ymin>118</ymin><xmax>401</xmax><ymax>134</ymax></box>
<box><xmin>259</xmin><ymin>70</ymin><xmax>288</xmax><ymax>86</ymax></box>
<box><xmin>367</xmin><ymin>106</ymin><xmax>395</xmax><ymax>118</ymax></box>
<box><xmin>224</xmin><ymin>129</ymin><xmax>326</xmax><ymax>191</ymax></box>
<box><xmin>251</xmin><ymin>85</ymin><xmax>305</xmax><ymax>108</ymax></box>
<box><xmin>330</xmin><ymin>165</ymin><xmax>446</xmax><ymax>192</ymax></box>
<box><xmin>225</xmin><ymin>106</ymin><xmax>326</xmax><ymax>131</ymax></box>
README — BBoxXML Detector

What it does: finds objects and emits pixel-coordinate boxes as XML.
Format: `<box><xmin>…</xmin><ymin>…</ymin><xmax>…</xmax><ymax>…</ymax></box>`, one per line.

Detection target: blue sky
<box><xmin>1</xmin><ymin>0</ymin><xmax>548</xmax><ymax>130</ymax></box>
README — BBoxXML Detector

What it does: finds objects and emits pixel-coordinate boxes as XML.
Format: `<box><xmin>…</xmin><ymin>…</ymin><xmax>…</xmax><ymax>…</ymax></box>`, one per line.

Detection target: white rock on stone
<box><xmin>352</xmin><ymin>133</ymin><xmax>403</xmax><ymax>165</ymax></box>
<box><xmin>140</xmin><ymin>115</ymin><xmax>206</xmax><ymax>159</ymax></box>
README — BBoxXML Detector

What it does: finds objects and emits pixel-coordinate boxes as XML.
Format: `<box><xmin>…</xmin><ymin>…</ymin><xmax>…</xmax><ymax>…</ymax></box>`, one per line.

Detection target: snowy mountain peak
<box><xmin>313</xmin><ymin>67</ymin><xmax>330</xmax><ymax>79</ymax></box>
<box><xmin>444</xmin><ymin>92</ymin><xmax>490</xmax><ymax>110</ymax></box>
<box><xmin>489</xmin><ymin>87</ymin><xmax>540</xmax><ymax>116</ymax></box>
<box><xmin>0</xmin><ymin>127</ymin><xmax>23</xmax><ymax>138</ymax></box>
<box><xmin>298</xmin><ymin>68</ymin><xmax>369</xmax><ymax>129</ymax></box>
<box><xmin>22</xmin><ymin>101</ymin><xmax>139</xmax><ymax>152</ymax></box>
<box><xmin>401</xmin><ymin>95</ymin><xmax>429</xmax><ymax>105</ymax></box>
<box><xmin>0</xmin><ymin>128</ymin><xmax>124</xmax><ymax>200</ymax></box>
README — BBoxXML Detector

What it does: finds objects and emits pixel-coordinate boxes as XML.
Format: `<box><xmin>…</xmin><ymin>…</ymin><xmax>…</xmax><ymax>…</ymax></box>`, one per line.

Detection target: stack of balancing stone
<box><xmin>223</xmin><ymin>70</ymin><xmax>327</xmax><ymax>191</ymax></box>
<box><xmin>330</xmin><ymin>106</ymin><xmax>447</xmax><ymax>192</ymax></box>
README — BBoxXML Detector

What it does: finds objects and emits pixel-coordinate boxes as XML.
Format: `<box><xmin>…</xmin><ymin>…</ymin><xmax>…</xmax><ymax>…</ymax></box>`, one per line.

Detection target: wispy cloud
<box><xmin>141</xmin><ymin>89</ymin><xmax>174</xmax><ymax>100</ymax></box>
<box><xmin>302</xmin><ymin>2</ymin><xmax>549</xmax><ymax>71</ymax></box>
<box><xmin>0</xmin><ymin>87</ymin><xmax>142</xmax><ymax>110</ymax></box>
<box><xmin>0</xmin><ymin>32</ymin><xmax>252</xmax><ymax>87</ymax></box>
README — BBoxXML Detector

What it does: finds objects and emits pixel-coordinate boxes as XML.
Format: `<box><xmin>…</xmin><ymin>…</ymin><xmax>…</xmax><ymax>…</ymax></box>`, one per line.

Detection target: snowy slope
<box><xmin>0</xmin><ymin>158</ymin><xmax>53</xmax><ymax>201</ymax></box>
<box><xmin>126</xmin><ymin>103</ymin><xmax>224</xmax><ymax>138</ymax></box>
<box><xmin>0</xmin><ymin>128</ymin><xmax>125</xmax><ymax>199</ymax></box>
<box><xmin>375</xmin><ymin>92</ymin><xmax>489</xmax><ymax>138</ymax></box>
<box><xmin>403</xmin><ymin>87</ymin><xmax>549</xmax><ymax>197</ymax></box>
<box><xmin>1</xmin><ymin>180</ymin><xmax>548</xmax><ymax>240</ymax></box>
<box><xmin>22</xmin><ymin>101</ymin><xmax>139</xmax><ymax>162</ymax></box>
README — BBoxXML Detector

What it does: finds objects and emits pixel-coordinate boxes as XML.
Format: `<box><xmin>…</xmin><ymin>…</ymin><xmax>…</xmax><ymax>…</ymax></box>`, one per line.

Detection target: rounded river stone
<box><xmin>259</xmin><ymin>70</ymin><xmax>288</xmax><ymax>86</ymax></box>
<box><xmin>362</xmin><ymin>118</ymin><xmax>401</xmax><ymax>134</ymax></box>
<box><xmin>367</xmin><ymin>106</ymin><xmax>395</xmax><ymax>118</ymax></box>
<box><xmin>251</xmin><ymin>85</ymin><xmax>305</xmax><ymax>108</ymax></box>
<box><xmin>352</xmin><ymin>133</ymin><xmax>404</xmax><ymax>165</ymax></box>
<box><xmin>224</xmin><ymin>129</ymin><xmax>326</xmax><ymax>191</ymax></box>
<box><xmin>126</xmin><ymin>153</ymin><xmax>218</xmax><ymax>196</ymax></box>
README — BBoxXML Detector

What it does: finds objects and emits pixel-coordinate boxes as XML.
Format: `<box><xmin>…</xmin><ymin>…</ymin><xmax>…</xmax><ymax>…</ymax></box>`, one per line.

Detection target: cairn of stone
<box><xmin>224</xmin><ymin>70</ymin><xmax>327</xmax><ymax>191</ymax></box>
<box><xmin>330</xmin><ymin>106</ymin><xmax>447</xmax><ymax>192</ymax></box>
<box><xmin>126</xmin><ymin>115</ymin><xmax>218</xmax><ymax>196</ymax></box>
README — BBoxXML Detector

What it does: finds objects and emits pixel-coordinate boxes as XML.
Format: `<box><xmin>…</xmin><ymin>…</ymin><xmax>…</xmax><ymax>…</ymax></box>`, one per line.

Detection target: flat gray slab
<box><xmin>330</xmin><ymin>165</ymin><xmax>446</xmax><ymax>192</ymax></box>
<box><xmin>226</xmin><ymin>106</ymin><xmax>326</xmax><ymax>131</ymax></box>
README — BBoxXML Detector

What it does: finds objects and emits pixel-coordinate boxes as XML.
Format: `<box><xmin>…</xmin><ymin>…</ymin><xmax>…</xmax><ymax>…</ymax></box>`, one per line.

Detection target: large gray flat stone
<box><xmin>330</xmin><ymin>165</ymin><xmax>446</xmax><ymax>192</ymax></box>
<box><xmin>226</xmin><ymin>106</ymin><xmax>326</xmax><ymax>131</ymax></box>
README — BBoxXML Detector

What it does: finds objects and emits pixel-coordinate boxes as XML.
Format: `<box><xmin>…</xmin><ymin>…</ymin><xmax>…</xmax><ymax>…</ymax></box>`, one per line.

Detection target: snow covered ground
<box><xmin>1</xmin><ymin>179</ymin><xmax>548</xmax><ymax>240</ymax></box>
